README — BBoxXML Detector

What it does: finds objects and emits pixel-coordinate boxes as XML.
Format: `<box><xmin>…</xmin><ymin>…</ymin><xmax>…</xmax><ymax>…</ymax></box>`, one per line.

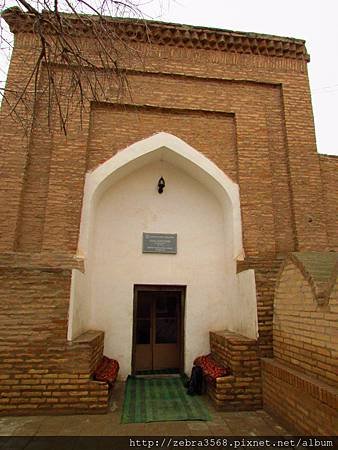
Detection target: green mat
<box><xmin>121</xmin><ymin>376</ymin><xmax>211</xmax><ymax>423</ymax></box>
<box><xmin>135</xmin><ymin>368</ymin><xmax>179</xmax><ymax>376</ymax></box>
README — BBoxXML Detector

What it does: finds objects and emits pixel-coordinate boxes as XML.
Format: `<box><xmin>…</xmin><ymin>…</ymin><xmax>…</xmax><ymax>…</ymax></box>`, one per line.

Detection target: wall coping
<box><xmin>2</xmin><ymin>7</ymin><xmax>309</xmax><ymax>61</ymax></box>
<box><xmin>319</xmin><ymin>153</ymin><xmax>338</xmax><ymax>160</ymax></box>
<box><xmin>210</xmin><ymin>330</ymin><xmax>258</xmax><ymax>344</ymax></box>
<box><xmin>69</xmin><ymin>330</ymin><xmax>104</xmax><ymax>346</ymax></box>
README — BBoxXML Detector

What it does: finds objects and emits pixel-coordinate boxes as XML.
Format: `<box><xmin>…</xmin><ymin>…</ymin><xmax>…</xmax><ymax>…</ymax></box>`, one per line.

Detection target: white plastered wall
<box><xmin>68</xmin><ymin>133</ymin><xmax>258</xmax><ymax>378</ymax></box>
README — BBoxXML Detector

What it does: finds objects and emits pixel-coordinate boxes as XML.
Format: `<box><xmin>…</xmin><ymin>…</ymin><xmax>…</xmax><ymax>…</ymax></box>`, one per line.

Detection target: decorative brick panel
<box><xmin>3</xmin><ymin>8</ymin><xmax>310</xmax><ymax>61</ymax></box>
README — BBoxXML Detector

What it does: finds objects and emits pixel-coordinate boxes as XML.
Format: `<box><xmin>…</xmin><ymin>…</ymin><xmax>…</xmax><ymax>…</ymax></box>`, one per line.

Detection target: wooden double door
<box><xmin>133</xmin><ymin>286</ymin><xmax>184</xmax><ymax>373</ymax></box>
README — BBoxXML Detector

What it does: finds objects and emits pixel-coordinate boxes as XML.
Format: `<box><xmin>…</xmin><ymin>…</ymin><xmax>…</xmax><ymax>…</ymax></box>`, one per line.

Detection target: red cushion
<box><xmin>94</xmin><ymin>356</ymin><xmax>119</xmax><ymax>384</ymax></box>
<box><xmin>194</xmin><ymin>354</ymin><xmax>230</xmax><ymax>379</ymax></box>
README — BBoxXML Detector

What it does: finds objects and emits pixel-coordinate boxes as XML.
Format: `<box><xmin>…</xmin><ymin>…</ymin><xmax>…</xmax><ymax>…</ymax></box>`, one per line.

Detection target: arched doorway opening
<box><xmin>68</xmin><ymin>133</ymin><xmax>255</xmax><ymax>377</ymax></box>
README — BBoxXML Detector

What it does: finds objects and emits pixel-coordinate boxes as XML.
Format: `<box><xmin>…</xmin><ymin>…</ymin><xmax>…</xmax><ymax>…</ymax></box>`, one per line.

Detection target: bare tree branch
<box><xmin>0</xmin><ymin>0</ymin><xmax>167</xmax><ymax>133</ymax></box>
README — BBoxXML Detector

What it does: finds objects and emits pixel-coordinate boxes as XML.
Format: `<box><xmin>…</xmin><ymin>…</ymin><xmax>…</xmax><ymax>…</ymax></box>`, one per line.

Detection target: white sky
<box><xmin>1</xmin><ymin>0</ymin><xmax>337</xmax><ymax>155</ymax></box>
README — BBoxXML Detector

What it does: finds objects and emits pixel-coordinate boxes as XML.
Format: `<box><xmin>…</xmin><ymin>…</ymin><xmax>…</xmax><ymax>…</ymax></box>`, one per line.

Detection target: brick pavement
<box><xmin>0</xmin><ymin>382</ymin><xmax>290</xmax><ymax>437</ymax></box>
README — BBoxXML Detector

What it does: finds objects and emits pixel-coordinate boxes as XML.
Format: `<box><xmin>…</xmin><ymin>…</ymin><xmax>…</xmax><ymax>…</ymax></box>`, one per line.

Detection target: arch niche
<box><xmin>69</xmin><ymin>133</ymin><xmax>257</xmax><ymax>377</ymax></box>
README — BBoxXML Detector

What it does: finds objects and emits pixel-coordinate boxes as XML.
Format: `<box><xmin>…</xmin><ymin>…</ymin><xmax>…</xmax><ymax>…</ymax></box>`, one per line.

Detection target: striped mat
<box><xmin>121</xmin><ymin>376</ymin><xmax>211</xmax><ymax>423</ymax></box>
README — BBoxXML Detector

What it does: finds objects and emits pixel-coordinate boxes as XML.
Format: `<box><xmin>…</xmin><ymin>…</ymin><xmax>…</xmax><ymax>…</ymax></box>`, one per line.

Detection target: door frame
<box><xmin>132</xmin><ymin>284</ymin><xmax>186</xmax><ymax>375</ymax></box>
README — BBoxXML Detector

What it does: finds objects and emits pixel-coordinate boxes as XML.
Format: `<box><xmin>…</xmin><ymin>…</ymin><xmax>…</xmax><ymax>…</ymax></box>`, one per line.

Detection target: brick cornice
<box><xmin>2</xmin><ymin>7</ymin><xmax>310</xmax><ymax>61</ymax></box>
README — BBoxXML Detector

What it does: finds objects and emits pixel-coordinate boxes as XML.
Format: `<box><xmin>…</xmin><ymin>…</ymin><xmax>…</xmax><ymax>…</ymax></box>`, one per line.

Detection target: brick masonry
<box><xmin>273</xmin><ymin>254</ymin><xmax>337</xmax><ymax>386</ymax></box>
<box><xmin>0</xmin><ymin>268</ymin><xmax>108</xmax><ymax>414</ymax></box>
<box><xmin>320</xmin><ymin>155</ymin><xmax>338</xmax><ymax>251</ymax></box>
<box><xmin>209</xmin><ymin>331</ymin><xmax>262</xmax><ymax>411</ymax></box>
<box><xmin>0</xmin><ymin>32</ymin><xmax>333</xmax><ymax>256</ymax></box>
<box><xmin>262</xmin><ymin>359</ymin><xmax>337</xmax><ymax>436</ymax></box>
<box><xmin>237</xmin><ymin>257</ymin><xmax>284</xmax><ymax>358</ymax></box>
<box><xmin>0</xmin><ymin>12</ymin><xmax>337</xmax><ymax>415</ymax></box>
<box><xmin>262</xmin><ymin>253</ymin><xmax>338</xmax><ymax>435</ymax></box>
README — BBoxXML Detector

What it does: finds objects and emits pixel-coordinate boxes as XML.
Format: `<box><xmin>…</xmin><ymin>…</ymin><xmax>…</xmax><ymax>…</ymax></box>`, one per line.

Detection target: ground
<box><xmin>0</xmin><ymin>382</ymin><xmax>290</xmax><ymax>437</ymax></box>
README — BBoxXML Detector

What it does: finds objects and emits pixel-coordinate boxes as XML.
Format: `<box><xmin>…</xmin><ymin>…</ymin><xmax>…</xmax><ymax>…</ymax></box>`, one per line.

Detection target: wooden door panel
<box><xmin>134</xmin><ymin>294</ymin><xmax>152</xmax><ymax>371</ymax></box>
<box><xmin>135</xmin><ymin>344</ymin><xmax>152</xmax><ymax>371</ymax></box>
<box><xmin>133</xmin><ymin>287</ymin><xmax>183</xmax><ymax>373</ymax></box>
<box><xmin>153</xmin><ymin>343</ymin><xmax>179</xmax><ymax>370</ymax></box>
<box><xmin>153</xmin><ymin>292</ymin><xmax>180</xmax><ymax>370</ymax></box>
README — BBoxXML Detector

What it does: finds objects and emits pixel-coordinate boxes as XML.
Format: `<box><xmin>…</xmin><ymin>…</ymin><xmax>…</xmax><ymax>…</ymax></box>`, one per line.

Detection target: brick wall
<box><xmin>0</xmin><ymin>267</ymin><xmax>108</xmax><ymax>415</ymax></box>
<box><xmin>1</xmin><ymin>29</ymin><xmax>329</xmax><ymax>256</ymax></box>
<box><xmin>209</xmin><ymin>331</ymin><xmax>261</xmax><ymax>411</ymax></box>
<box><xmin>273</xmin><ymin>255</ymin><xmax>337</xmax><ymax>386</ymax></box>
<box><xmin>320</xmin><ymin>155</ymin><xmax>338</xmax><ymax>251</ymax></box>
<box><xmin>237</xmin><ymin>257</ymin><xmax>284</xmax><ymax>358</ymax></box>
<box><xmin>262</xmin><ymin>252</ymin><xmax>338</xmax><ymax>435</ymax></box>
<box><xmin>262</xmin><ymin>359</ymin><xmax>337</xmax><ymax>436</ymax></box>
<box><xmin>0</xmin><ymin>13</ymin><xmax>336</xmax><ymax>416</ymax></box>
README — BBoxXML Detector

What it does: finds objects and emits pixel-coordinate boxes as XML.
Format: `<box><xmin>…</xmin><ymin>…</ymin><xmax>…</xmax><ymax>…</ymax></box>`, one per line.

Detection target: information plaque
<box><xmin>142</xmin><ymin>233</ymin><xmax>177</xmax><ymax>254</ymax></box>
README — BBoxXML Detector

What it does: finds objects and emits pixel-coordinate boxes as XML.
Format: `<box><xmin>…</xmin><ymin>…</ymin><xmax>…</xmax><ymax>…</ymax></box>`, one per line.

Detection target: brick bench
<box><xmin>262</xmin><ymin>358</ymin><xmax>338</xmax><ymax>435</ymax></box>
<box><xmin>194</xmin><ymin>353</ymin><xmax>231</xmax><ymax>382</ymax></box>
<box><xmin>194</xmin><ymin>353</ymin><xmax>232</xmax><ymax>401</ymax></box>
<box><xmin>207</xmin><ymin>330</ymin><xmax>262</xmax><ymax>410</ymax></box>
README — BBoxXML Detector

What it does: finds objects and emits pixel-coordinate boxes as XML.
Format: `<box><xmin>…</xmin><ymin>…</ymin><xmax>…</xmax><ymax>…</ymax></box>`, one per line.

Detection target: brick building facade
<box><xmin>0</xmin><ymin>8</ymin><xmax>337</xmax><ymax>434</ymax></box>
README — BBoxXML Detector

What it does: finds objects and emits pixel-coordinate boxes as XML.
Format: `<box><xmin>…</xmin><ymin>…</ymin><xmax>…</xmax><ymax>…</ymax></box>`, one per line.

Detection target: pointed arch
<box><xmin>68</xmin><ymin>133</ymin><xmax>257</xmax><ymax>371</ymax></box>
<box><xmin>78</xmin><ymin>132</ymin><xmax>243</xmax><ymax>260</ymax></box>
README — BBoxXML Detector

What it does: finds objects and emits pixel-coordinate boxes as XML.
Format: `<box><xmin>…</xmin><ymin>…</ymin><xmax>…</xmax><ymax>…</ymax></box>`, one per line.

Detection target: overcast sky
<box><xmin>1</xmin><ymin>0</ymin><xmax>337</xmax><ymax>155</ymax></box>
<box><xmin>140</xmin><ymin>0</ymin><xmax>338</xmax><ymax>156</ymax></box>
